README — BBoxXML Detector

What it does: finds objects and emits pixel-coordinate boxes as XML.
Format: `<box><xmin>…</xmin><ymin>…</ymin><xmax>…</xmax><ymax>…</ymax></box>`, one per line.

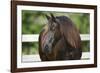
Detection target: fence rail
<box><xmin>22</xmin><ymin>34</ymin><xmax>90</xmax><ymax>42</ymax></box>
<box><xmin>22</xmin><ymin>52</ymin><xmax>89</xmax><ymax>62</ymax></box>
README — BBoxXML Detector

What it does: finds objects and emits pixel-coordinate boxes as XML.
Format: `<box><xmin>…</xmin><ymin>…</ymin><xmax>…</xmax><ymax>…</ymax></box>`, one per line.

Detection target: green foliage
<box><xmin>22</xmin><ymin>42</ymin><xmax>38</xmax><ymax>55</ymax></box>
<box><xmin>22</xmin><ymin>11</ymin><xmax>90</xmax><ymax>34</ymax></box>
<box><xmin>22</xmin><ymin>10</ymin><xmax>90</xmax><ymax>55</ymax></box>
<box><xmin>22</xmin><ymin>11</ymin><xmax>47</xmax><ymax>34</ymax></box>
<box><xmin>68</xmin><ymin>13</ymin><xmax>90</xmax><ymax>34</ymax></box>
<box><xmin>81</xmin><ymin>41</ymin><xmax>90</xmax><ymax>52</ymax></box>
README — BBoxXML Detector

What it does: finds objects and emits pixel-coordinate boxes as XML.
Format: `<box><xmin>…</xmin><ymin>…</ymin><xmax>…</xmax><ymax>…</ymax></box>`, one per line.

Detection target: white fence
<box><xmin>22</xmin><ymin>34</ymin><xmax>90</xmax><ymax>62</ymax></box>
<box><xmin>22</xmin><ymin>34</ymin><xmax>90</xmax><ymax>42</ymax></box>
<box><xmin>22</xmin><ymin>52</ymin><xmax>89</xmax><ymax>62</ymax></box>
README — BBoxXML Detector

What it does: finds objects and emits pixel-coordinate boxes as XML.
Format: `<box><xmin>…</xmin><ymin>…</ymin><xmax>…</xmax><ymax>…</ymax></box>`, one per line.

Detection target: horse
<box><xmin>39</xmin><ymin>13</ymin><xmax>82</xmax><ymax>61</ymax></box>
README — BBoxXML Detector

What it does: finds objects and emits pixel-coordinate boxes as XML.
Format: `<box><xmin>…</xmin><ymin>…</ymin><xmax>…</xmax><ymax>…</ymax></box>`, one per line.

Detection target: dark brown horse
<box><xmin>39</xmin><ymin>13</ymin><xmax>82</xmax><ymax>61</ymax></box>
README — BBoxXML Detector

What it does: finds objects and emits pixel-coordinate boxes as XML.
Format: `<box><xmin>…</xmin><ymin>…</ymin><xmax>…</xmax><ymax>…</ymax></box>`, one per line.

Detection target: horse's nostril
<box><xmin>44</xmin><ymin>45</ymin><xmax>50</xmax><ymax>54</ymax></box>
<box><xmin>45</xmin><ymin>45</ymin><xmax>48</xmax><ymax>49</ymax></box>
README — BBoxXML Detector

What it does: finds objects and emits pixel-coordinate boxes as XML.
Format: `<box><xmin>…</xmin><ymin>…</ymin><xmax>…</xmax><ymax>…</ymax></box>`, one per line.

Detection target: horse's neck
<box><xmin>53</xmin><ymin>36</ymin><xmax>66</xmax><ymax>52</ymax></box>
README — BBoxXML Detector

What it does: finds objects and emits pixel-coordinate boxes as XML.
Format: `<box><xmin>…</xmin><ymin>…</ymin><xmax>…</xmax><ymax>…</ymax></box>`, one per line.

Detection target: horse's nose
<box><xmin>44</xmin><ymin>45</ymin><xmax>50</xmax><ymax>54</ymax></box>
<box><xmin>45</xmin><ymin>45</ymin><xmax>48</xmax><ymax>49</ymax></box>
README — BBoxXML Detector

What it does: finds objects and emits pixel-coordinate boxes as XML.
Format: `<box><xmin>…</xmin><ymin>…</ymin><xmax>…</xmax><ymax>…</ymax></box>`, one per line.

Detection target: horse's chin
<box><xmin>44</xmin><ymin>50</ymin><xmax>52</xmax><ymax>55</ymax></box>
<box><xmin>43</xmin><ymin>48</ymin><xmax>52</xmax><ymax>55</ymax></box>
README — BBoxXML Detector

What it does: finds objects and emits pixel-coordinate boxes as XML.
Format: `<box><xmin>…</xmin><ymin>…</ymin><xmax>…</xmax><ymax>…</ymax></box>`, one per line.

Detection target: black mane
<box><xmin>56</xmin><ymin>16</ymin><xmax>73</xmax><ymax>26</ymax></box>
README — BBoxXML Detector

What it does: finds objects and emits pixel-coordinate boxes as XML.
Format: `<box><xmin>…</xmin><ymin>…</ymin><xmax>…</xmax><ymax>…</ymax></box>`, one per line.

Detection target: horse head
<box><xmin>42</xmin><ymin>13</ymin><xmax>61</xmax><ymax>54</ymax></box>
<box><xmin>40</xmin><ymin>13</ymin><xmax>82</xmax><ymax>60</ymax></box>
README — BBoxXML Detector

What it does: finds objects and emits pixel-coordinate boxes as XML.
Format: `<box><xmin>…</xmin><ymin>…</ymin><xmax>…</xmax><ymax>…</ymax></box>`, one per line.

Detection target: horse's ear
<box><xmin>45</xmin><ymin>14</ymin><xmax>50</xmax><ymax>20</ymax></box>
<box><xmin>50</xmin><ymin>13</ymin><xmax>56</xmax><ymax>21</ymax></box>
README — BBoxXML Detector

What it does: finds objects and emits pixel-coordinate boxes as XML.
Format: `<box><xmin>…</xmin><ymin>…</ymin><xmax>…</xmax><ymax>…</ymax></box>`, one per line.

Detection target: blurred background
<box><xmin>22</xmin><ymin>10</ymin><xmax>90</xmax><ymax>55</ymax></box>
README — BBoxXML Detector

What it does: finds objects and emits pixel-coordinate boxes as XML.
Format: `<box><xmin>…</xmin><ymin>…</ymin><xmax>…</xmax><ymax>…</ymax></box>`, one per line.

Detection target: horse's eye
<box><xmin>49</xmin><ymin>24</ymin><xmax>54</xmax><ymax>31</ymax></box>
<box><xmin>52</xmin><ymin>23</ymin><xmax>57</xmax><ymax>30</ymax></box>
